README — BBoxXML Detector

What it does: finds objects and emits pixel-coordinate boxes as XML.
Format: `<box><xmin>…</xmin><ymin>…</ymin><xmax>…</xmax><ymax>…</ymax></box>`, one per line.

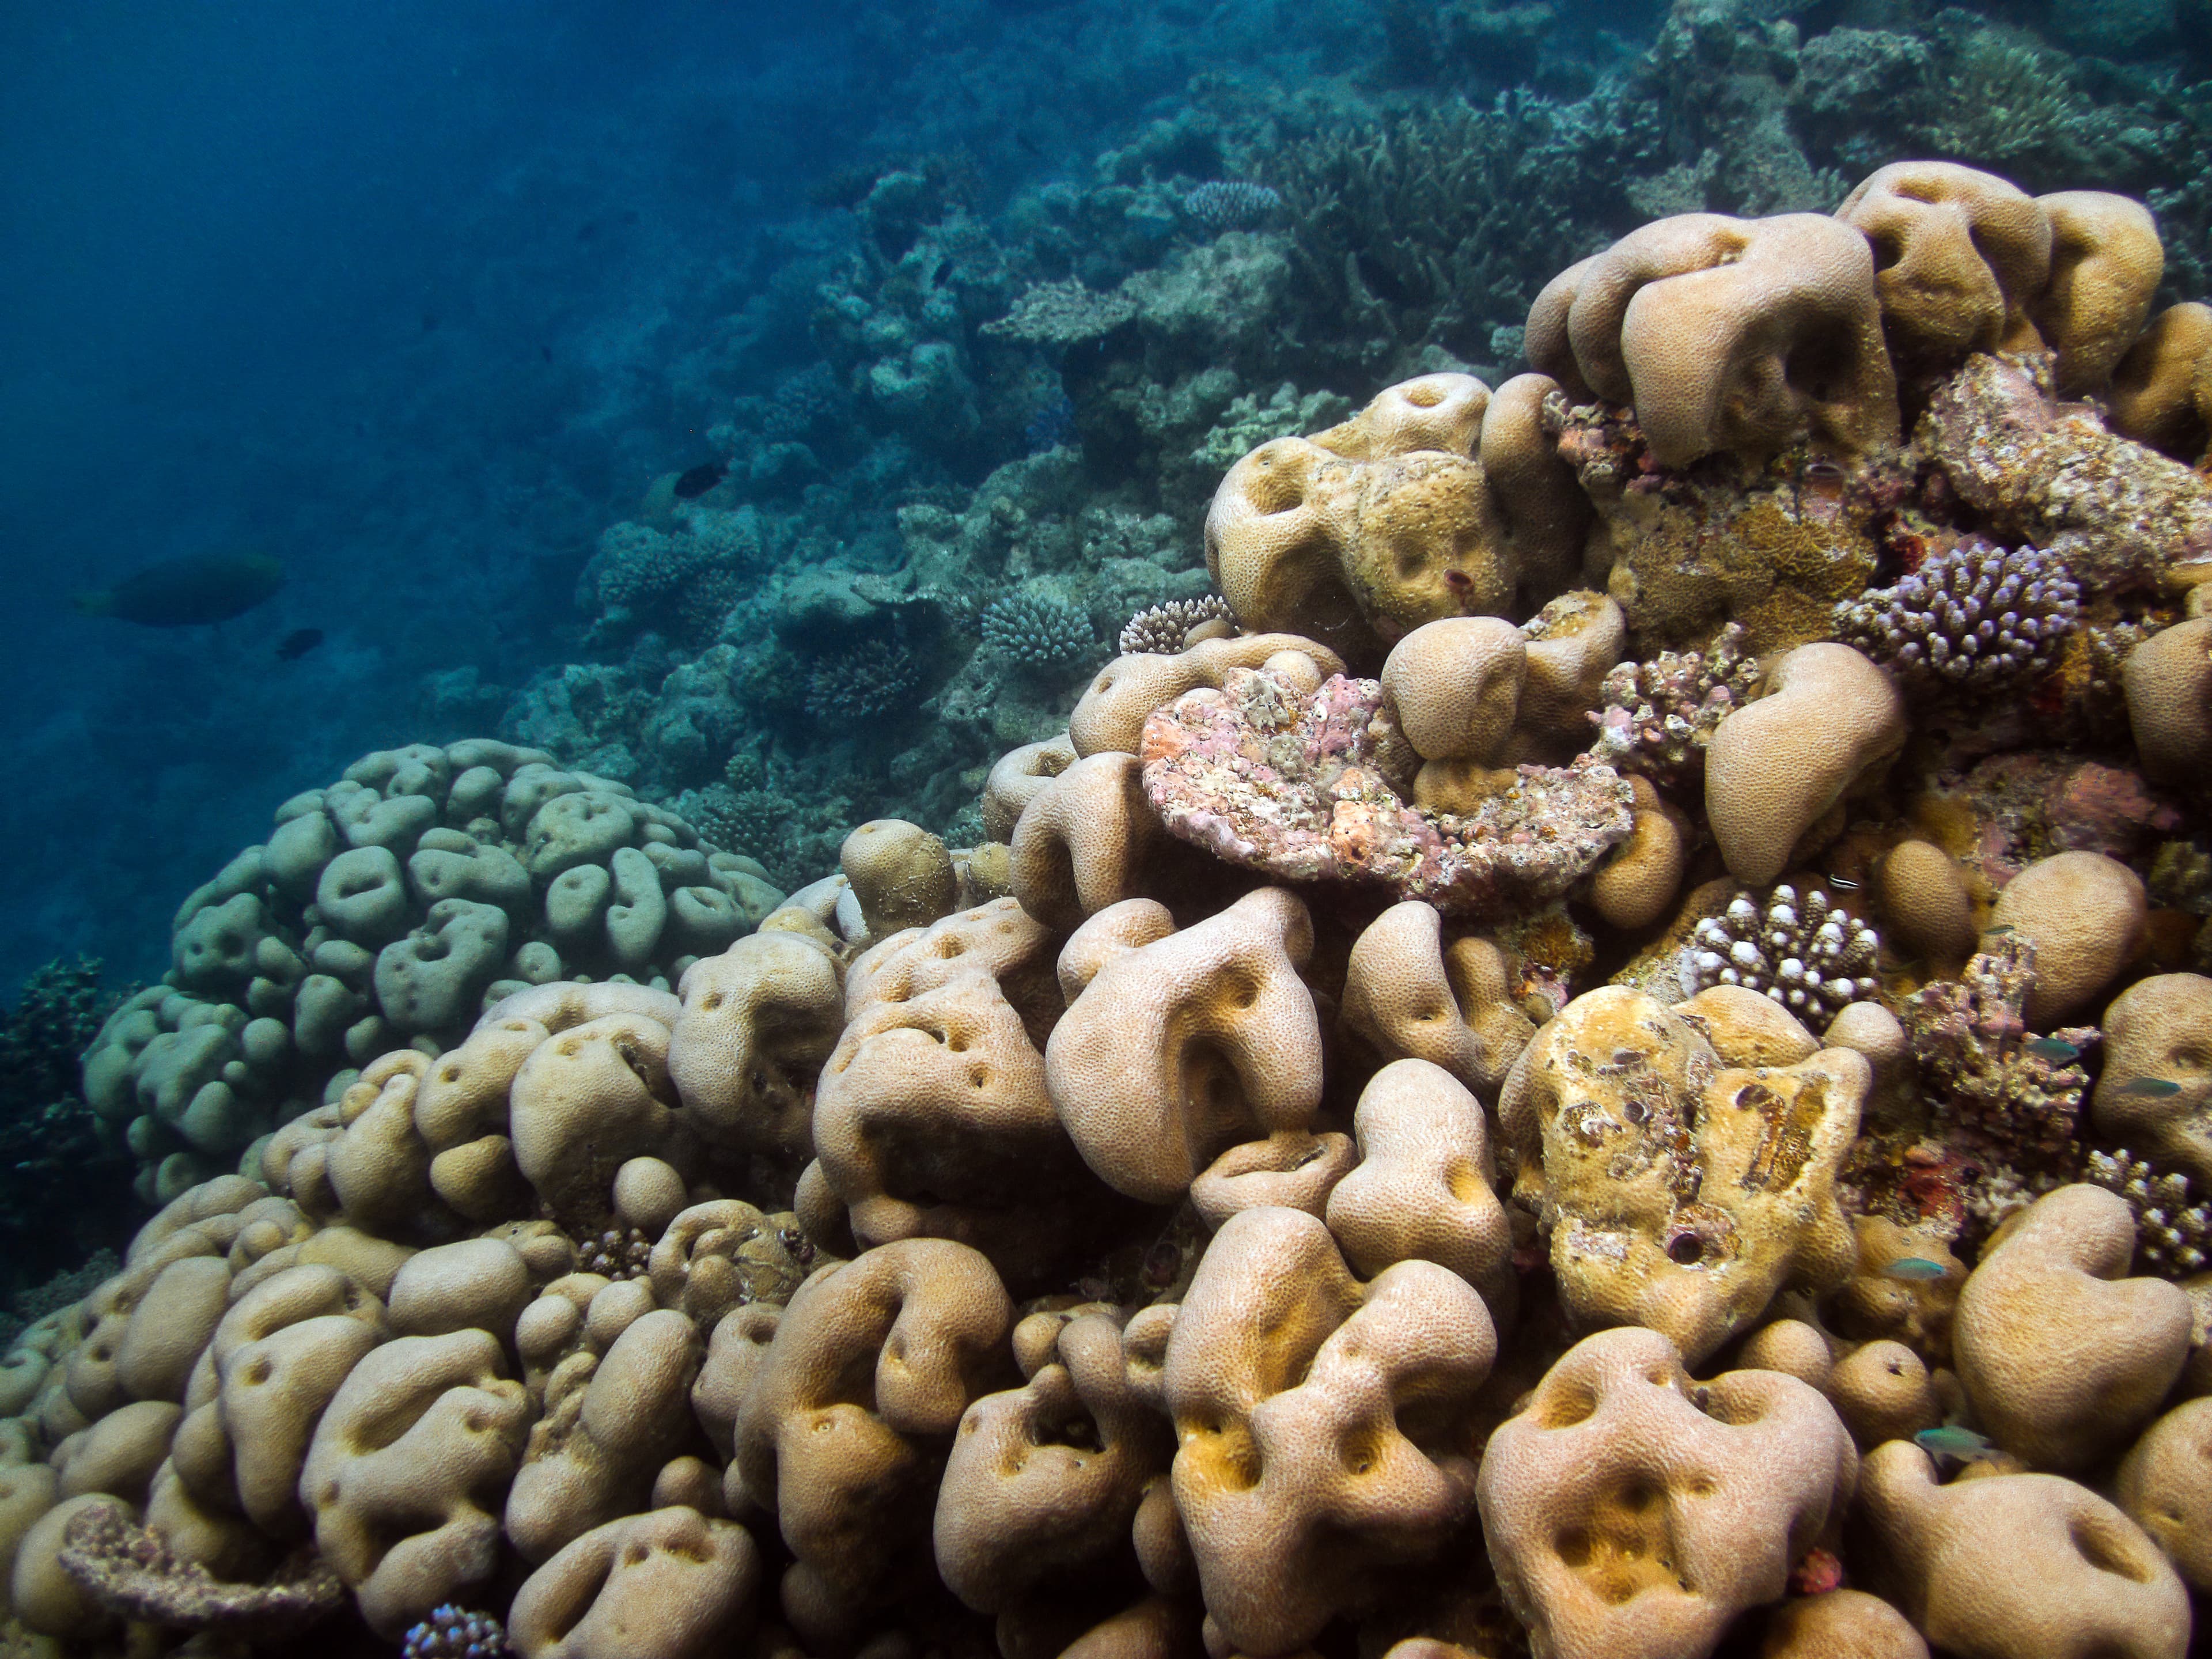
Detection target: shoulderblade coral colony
<box><xmin>16</xmin><ymin>117</ymin><xmax>2212</xmax><ymax>1659</ymax></box>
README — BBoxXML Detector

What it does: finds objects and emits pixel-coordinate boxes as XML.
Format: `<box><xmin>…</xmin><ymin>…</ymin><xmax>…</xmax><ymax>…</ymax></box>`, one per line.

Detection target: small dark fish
<box><xmin>2024</xmin><ymin>1036</ymin><xmax>2080</xmax><ymax>1063</ymax></box>
<box><xmin>1883</xmin><ymin>1257</ymin><xmax>1949</xmax><ymax>1281</ymax></box>
<box><xmin>577</xmin><ymin>220</ymin><xmax>599</xmax><ymax>242</ymax></box>
<box><xmin>673</xmin><ymin>461</ymin><xmax>727</xmax><ymax>499</ymax></box>
<box><xmin>1827</xmin><ymin>874</ymin><xmax>1861</xmax><ymax>890</ymax></box>
<box><xmin>1914</xmin><ymin>1425</ymin><xmax>1999</xmax><ymax>1462</ymax></box>
<box><xmin>2113</xmin><ymin>1077</ymin><xmax>2184</xmax><ymax>1099</ymax></box>
<box><xmin>275</xmin><ymin>627</ymin><xmax>324</xmax><ymax>662</ymax></box>
<box><xmin>421</xmin><ymin>311</ymin><xmax>440</xmax><ymax>333</ymax></box>
<box><xmin>74</xmin><ymin>550</ymin><xmax>285</xmax><ymax>627</ymax></box>
<box><xmin>539</xmin><ymin>344</ymin><xmax>552</xmax><ymax>363</ymax></box>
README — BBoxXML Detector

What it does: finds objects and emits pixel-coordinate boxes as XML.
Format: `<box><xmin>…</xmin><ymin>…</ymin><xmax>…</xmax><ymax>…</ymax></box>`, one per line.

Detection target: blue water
<box><xmin>0</xmin><ymin>0</ymin><xmax>2200</xmax><ymax>999</ymax></box>
<box><xmin>0</xmin><ymin>0</ymin><xmax>1416</xmax><ymax>989</ymax></box>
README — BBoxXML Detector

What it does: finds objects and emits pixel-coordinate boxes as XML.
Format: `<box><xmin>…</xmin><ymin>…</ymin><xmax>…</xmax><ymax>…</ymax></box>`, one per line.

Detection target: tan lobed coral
<box><xmin>1204</xmin><ymin>373</ymin><xmax>1584</xmax><ymax>664</ymax></box>
<box><xmin>1164</xmin><ymin>1205</ymin><xmax>1498</xmax><ymax>1657</ymax></box>
<box><xmin>20</xmin><ymin>154</ymin><xmax>2212</xmax><ymax>1659</ymax></box>
<box><xmin>1851</xmin><ymin>1442</ymin><xmax>2190</xmax><ymax>1659</ymax></box>
<box><xmin>1499</xmin><ymin>986</ymin><xmax>1866</xmax><ymax>1365</ymax></box>
<box><xmin>1527</xmin><ymin>211</ymin><xmax>1898</xmax><ymax>468</ymax></box>
<box><xmin>1476</xmin><ymin>1325</ymin><xmax>1857</xmax><ymax>1659</ymax></box>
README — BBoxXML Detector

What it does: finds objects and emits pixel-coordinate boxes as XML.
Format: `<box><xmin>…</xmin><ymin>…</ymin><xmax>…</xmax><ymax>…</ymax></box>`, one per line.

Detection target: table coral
<box><xmin>1140</xmin><ymin>665</ymin><xmax>1633</xmax><ymax>916</ymax></box>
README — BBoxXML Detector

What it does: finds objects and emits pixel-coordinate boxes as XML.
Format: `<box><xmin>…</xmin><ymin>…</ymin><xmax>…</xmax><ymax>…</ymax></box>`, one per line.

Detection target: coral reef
<box><xmin>1141</xmin><ymin>665</ymin><xmax>1634</xmax><ymax>915</ymax></box>
<box><xmin>26</xmin><ymin>128</ymin><xmax>2212</xmax><ymax>1659</ymax></box>
<box><xmin>0</xmin><ymin>960</ymin><xmax>130</xmax><ymax>1298</ymax></box>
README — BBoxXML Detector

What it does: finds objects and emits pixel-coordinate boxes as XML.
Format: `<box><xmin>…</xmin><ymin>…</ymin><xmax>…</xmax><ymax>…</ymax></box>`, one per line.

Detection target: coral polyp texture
<box><xmin>1835</xmin><ymin>537</ymin><xmax>2081</xmax><ymax>690</ymax></box>
<box><xmin>76</xmin><ymin>741</ymin><xmax>783</xmax><ymax>1206</ymax></box>
<box><xmin>1588</xmin><ymin>622</ymin><xmax>1759</xmax><ymax>788</ymax></box>
<box><xmin>1118</xmin><ymin>593</ymin><xmax>1235</xmax><ymax>656</ymax></box>
<box><xmin>17</xmin><ymin>150</ymin><xmax>2212</xmax><ymax>1659</ymax></box>
<box><xmin>1682</xmin><ymin>884</ymin><xmax>1883</xmax><ymax>1018</ymax></box>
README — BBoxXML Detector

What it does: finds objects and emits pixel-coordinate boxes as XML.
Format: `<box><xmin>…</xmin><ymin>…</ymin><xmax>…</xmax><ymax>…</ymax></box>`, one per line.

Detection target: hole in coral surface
<box><xmin>2070</xmin><ymin>1514</ymin><xmax>2150</xmax><ymax>1581</ymax></box>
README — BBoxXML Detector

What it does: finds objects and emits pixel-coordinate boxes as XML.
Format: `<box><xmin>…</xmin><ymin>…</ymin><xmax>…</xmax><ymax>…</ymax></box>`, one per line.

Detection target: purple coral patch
<box><xmin>1140</xmin><ymin>666</ymin><xmax>1634</xmax><ymax>916</ymax></box>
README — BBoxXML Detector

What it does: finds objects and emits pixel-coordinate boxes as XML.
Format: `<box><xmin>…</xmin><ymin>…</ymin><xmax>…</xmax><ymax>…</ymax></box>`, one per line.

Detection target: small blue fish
<box><xmin>2114</xmin><ymin>1077</ymin><xmax>2184</xmax><ymax>1099</ymax></box>
<box><xmin>1915</xmin><ymin>1425</ymin><xmax>1999</xmax><ymax>1462</ymax></box>
<box><xmin>1883</xmin><ymin>1256</ymin><xmax>1949</xmax><ymax>1281</ymax></box>
<box><xmin>2024</xmin><ymin>1037</ymin><xmax>2080</xmax><ymax>1063</ymax></box>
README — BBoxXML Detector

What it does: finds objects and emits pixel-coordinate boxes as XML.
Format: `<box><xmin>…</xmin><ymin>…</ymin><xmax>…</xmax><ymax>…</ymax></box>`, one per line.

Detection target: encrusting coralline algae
<box><xmin>13</xmin><ymin>147</ymin><xmax>2212</xmax><ymax>1659</ymax></box>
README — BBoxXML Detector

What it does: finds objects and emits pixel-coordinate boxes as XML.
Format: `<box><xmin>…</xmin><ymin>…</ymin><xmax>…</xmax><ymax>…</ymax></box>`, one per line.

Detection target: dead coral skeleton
<box><xmin>1903</xmin><ymin>938</ymin><xmax>2097</xmax><ymax>1172</ymax></box>
<box><xmin>1588</xmin><ymin>623</ymin><xmax>1759</xmax><ymax>789</ymax></box>
<box><xmin>59</xmin><ymin>1500</ymin><xmax>346</xmax><ymax>1638</ymax></box>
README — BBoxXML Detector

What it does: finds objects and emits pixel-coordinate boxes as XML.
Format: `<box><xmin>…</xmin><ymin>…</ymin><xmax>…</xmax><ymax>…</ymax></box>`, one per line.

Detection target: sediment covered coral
<box><xmin>1140</xmin><ymin>665</ymin><xmax>1634</xmax><ymax>916</ymax></box>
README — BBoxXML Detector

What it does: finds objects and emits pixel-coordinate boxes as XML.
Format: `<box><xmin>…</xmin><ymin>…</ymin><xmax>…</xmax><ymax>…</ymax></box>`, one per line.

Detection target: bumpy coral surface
<box><xmin>1836</xmin><ymin>537</ymin><xmax>2081</xmax><ymax>690</ymax></box>
<box><xmin>21</xmin><ymin>151</ymin><xmax>2212</xmax><ymax>1659</ymax></box>
<box><xmin>1588</xmin><ymin>623</ymin><xmax>1759</xmax><ymax>789</ymax></box>
<box><xmin>1140</xmin><ymin>665</ymin><xmax>1633</xmax><ymax>915</ymax></box>
<box><xmin>1681</xmin><ymin>884</ymin><xmax>1883</xmax><ymax>1019</ymax></box>
<box><xmin>1903</xmin><ymin>939</ymin><xmax>2097</xmax><ymax>1173</ymax></box>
